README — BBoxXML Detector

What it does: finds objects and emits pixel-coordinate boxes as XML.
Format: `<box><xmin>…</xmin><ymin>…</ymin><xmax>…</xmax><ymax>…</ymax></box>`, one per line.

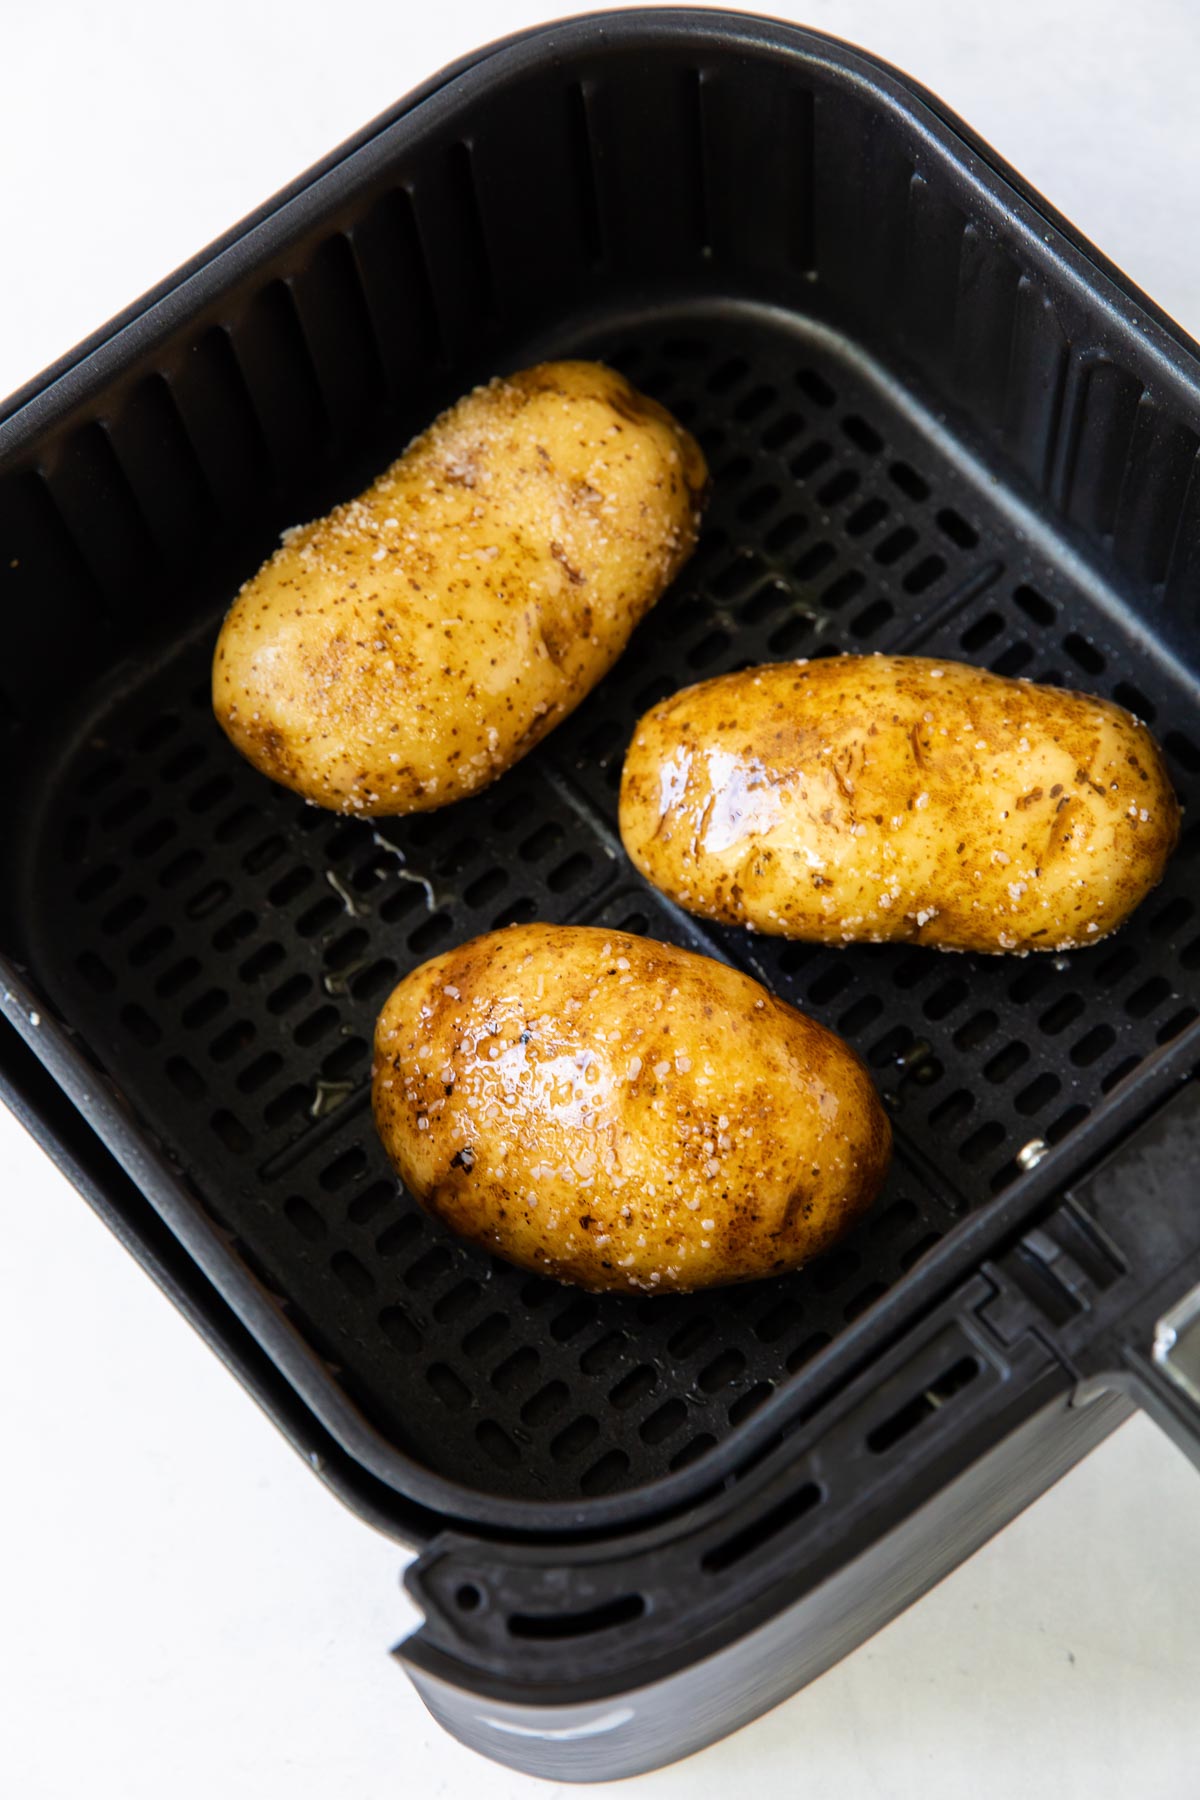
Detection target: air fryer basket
<box><xmin>4</xmin><ymin>12</ymin><xmax>1200</xmax><ymax>1767</ymax></box>
<box><xmin>15</xmin><ymin>297</ymin><xmax>1200</xmax><ymax>1518</ymax></box>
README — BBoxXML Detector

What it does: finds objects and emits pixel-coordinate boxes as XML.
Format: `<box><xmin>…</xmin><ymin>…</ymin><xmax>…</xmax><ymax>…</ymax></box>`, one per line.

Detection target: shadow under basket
<box><xmin>3</xmin><ymin>9</ymin><xmax>1200</xmax><ymax>1781</ymax></box>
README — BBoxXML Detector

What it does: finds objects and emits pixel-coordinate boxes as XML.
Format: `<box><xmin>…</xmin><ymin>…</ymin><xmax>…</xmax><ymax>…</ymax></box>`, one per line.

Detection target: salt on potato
<box><xmin>213</xmin><ymin>361</ymin><xmax>706</xmax><ymax>815</ymax></box>
<box><xmin>372</xmin><ymin>924</ymin><xmax>891</xmax><ymax>1294</ymax></box>
<box><xmin>619</xmin><ymin>655</ymin><xmax>1180</xmax><ymax>954</ymax></box>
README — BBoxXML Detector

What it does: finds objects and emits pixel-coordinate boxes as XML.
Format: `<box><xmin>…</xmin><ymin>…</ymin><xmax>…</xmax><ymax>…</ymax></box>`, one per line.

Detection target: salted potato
<box><xmin>213</xmin><ymin>361</ymin><xmax>706</xmax><ymax>814</ymax></box>
<box><xmin>373</xmin><ymin>924</ymin><xmax>891</xmax><ymax>1294</ymax></box>
<box><xmin>620</xmin><ymin>655</ymin><xmax>1179</xmax><ymax>954</ymax></box>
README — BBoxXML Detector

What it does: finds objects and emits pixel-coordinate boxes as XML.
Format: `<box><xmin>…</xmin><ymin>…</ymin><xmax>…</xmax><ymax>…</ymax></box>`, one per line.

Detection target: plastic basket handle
<box><xmin>983</xmin><ymin>1078</ymin><xmax>1200</xmax><ymax>1473</ymax></box>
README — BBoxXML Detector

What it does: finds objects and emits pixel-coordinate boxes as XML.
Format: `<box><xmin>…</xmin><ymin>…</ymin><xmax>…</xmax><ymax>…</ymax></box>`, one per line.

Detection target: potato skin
<box><xmin>619</xmin><ymin>656</ymin><xmax>1179</xmax><ymax>954</ymax></box>
<box><xmin>213</xmin><ymin>361</ymin><xmax>706</xmax><ymax>815</ymax></box>
<box><xmin>372</xmin><ymin>925</ymin><xmax>891</xmax><ymax>1294</ymax></box>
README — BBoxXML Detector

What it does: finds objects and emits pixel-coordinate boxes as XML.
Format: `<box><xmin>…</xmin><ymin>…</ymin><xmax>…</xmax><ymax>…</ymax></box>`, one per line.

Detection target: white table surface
<box><xmin>2</xmin><ymin>3</ymin><xmax>1198</xmax><ymax>1794</ymax></box>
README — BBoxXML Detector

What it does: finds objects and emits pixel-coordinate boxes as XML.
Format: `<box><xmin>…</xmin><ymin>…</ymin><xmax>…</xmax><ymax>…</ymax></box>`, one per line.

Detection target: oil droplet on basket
<box><xmin>894</xmin><ymin>1038</ymin><xmax>937</xmax><ymax>1084</ymax></box>
<box><xmin>325</xmin><ymin>869</ymin><xmax>369</xmax><ymax>918</ymax></box>
<box><xmin>369</xmin><ymin>827</ymin><xmax>436</xmax><ymax>911</ymax></box>
<box><xmin>322</xmin><ymin>959</ymin><xmax>371</xmax><ymax>997</ymax></box>
<box><xmin>310</xmin><ymin>1078</ymin><xmax>357</xmax><ymax>1119</ymax></box>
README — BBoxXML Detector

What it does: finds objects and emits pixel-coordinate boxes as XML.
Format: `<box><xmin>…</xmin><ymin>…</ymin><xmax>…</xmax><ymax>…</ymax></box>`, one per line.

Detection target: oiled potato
<box><xmin>620</xmin><ymin>656</ymin><xmax>1179</xmax><ymax>954</ymax></box>
<box><xmin>372</xmin><ymin>924</ymin><xmax>891</xmax><ymax>1294</ymax></box>
<box><xmin>213</xmin><ymin>361</ymin><xmax>706</xmax><ymax>814</ymax></box>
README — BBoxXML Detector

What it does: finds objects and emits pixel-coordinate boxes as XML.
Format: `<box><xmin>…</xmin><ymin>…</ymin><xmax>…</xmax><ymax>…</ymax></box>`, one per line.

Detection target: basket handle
<box><xmin>981</xmin><ymin>1078</ymin><xmax>1200</xmax><ymax>1472</ymax></box>
<box><xmin>1134</xmin><ymin>1289</ymin><xmax>1200</xmax><ymax>1469</ymax></box>
<box><xmin>1071</xmin><ymin>1286</ymin><xmax>1200</xmax><ymax>1474</ymax></box>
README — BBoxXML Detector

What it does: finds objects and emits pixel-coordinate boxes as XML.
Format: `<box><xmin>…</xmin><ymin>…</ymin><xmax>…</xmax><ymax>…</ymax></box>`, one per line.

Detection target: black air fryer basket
<box><xmin>4</xmin><ymin>10</ymin><xmax>1200</xmax><ymax>1780</ymax></box>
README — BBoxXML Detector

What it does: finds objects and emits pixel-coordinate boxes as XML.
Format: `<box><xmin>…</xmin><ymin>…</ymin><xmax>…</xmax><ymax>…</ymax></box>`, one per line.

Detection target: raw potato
<box><xmin>212</xmin><ymin>361</ymin><xmax>706</xmax><ymax>815</ymax></box>
<box><xmin>620</xmin><ymin>655</ymin><xmax>1179</xmax><ymax>954</ymax></box>
<box><xmin>373</xmin><ymin>924</ymin><xmax>891</xmax><ymax>1294</ymax></box>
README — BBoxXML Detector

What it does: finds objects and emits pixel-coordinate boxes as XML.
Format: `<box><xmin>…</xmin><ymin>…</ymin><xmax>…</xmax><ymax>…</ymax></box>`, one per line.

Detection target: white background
<box><xmin>2</xmin><ymin>3</ymin><xmax>1199</xmax><ymax>1794</ymax></box>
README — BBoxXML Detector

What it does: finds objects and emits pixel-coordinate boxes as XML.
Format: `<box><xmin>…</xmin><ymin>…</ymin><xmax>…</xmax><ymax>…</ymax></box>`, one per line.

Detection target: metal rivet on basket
<box><xmin>1016</xmin><ymin>1138</ymin><xmax>1050</xmax><ymax>1171</ymax></box>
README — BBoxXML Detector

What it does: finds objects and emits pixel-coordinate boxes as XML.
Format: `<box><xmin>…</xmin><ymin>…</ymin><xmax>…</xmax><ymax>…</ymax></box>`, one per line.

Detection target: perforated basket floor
<box><xmin>20</xmin><ymin>303</ymin><xmax>1200</xmax><ymax>1503</ymax></box>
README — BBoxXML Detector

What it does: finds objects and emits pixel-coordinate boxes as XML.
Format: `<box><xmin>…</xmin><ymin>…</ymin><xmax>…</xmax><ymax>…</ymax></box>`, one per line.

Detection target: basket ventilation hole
<box><xmin>867</xmin><ymin>1356</ymin><xmax>979</xmax><ymax>1454</ymax></box>
<box><xmin>701</xmin><ymin>1481</ymin><xmax>822</xmax><ymax>1574</ymax></box>
<box><xmin>507</xmin><ymin>1593</ymin><xmax>644</xmax><ymax>1640</ymax></box>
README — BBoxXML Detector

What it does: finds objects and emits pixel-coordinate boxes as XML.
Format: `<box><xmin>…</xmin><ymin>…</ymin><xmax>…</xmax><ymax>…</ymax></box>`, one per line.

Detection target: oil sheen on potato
<box><xmin>620</xmin><ymin>655</ymin><xmax>1179</xmax><ymax>954</ymax></box>
<box><xmin>373</xmin><ymin>924</ymin><xmax>891</xmax><ymax>1294</ymax></box>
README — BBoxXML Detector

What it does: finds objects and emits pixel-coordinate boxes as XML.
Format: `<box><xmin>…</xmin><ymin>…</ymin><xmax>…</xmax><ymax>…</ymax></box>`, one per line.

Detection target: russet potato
<box><xmin>619</xmin><ymin>655</ymin><xmax>1179</xmax><ymax>954</ymax></box>
<box><xmin>213</xmin><ymin>361</ymin><xmax>705</xmax><ymax>814</ymax></box>
<box><xmin>372</xmin><ymin>924</ymin><xmax>891</xmax><ymax>1294</ymax></box>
